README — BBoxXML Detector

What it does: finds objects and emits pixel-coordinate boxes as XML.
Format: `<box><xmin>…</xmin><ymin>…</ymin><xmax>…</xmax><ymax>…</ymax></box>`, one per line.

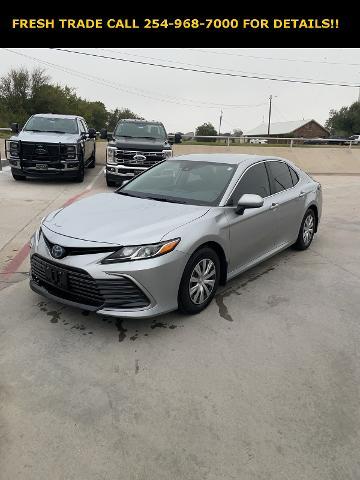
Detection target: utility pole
<box><xmin>267</xmin><ymin>95</ymin><xmax>272</xmax><ymax>135</ymax></box>
<box><xmin>358</xmin><ymin>87</ymin><xmax>360</xmax><ymax>103</ymax></box>
<box><xmin>218</xmin><ymin>109</ymin><xmax>223</xmax><ymax>136</ymax></box>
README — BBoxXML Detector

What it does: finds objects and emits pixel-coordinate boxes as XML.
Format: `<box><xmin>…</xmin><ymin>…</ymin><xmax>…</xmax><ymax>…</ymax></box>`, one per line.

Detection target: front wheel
<box><xmin>88</xmin><ymin>144</ymin><xmax>96</xmax><ymax>168</ymax></box>
<box><xmin>74</xmin><ymin>155</ymin><xmax>85</xmax><ymax>183</ymax></box>
<box><xmin>11</xmin><ymin>169</ymin><xmax>26</xmax><ymax>181</ymax></box>
<box><xmin>294</xmin><ymin>209</ymin><xmax>316</xmax><ymax>250</ymax></box>
<box><xmin>178</xmin><ymin>247</ymin><xmax>220</xmax><ymax>315</ymax></box>
<box><xmin>106</xmin><ymin>175</ymin><xmax>117</xmax><ymax>187</ymax></box>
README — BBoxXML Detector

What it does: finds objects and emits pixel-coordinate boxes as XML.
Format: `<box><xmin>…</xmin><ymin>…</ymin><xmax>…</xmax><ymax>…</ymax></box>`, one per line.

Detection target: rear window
<box><xmin>267</xmin><ymin>161</ymin><xmax>293</xmax><ymax>193</ymax></box>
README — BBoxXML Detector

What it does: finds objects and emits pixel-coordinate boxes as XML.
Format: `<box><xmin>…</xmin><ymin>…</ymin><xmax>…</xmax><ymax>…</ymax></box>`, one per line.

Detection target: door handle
<box><xmin>270</xmin><ymin>202</ymin><xmax>279</xmax><ymax>210</ymax></box>
<box><xmin>299</xmin><ymin>191</ymin><xmax>306</xmax><ymax>197</ymax></box>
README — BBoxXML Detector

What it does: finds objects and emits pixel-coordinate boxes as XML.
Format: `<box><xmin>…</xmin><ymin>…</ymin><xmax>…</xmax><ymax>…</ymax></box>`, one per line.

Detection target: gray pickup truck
<box><xmin>6</xmin><ymin>113</ymin><xmax>97</xmax><ymax>182</ymax></box>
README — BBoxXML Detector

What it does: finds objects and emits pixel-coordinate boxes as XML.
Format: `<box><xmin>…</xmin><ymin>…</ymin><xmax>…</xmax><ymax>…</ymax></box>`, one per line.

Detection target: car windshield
<box><xmin>117</xmin><ymin>159</ymin><xmax>237</xmax><ymax>206</ymax></box>
<box><xmin>114</xmin><ymin>122</ymin><xmax>166</xmax><ymax>140</ymax></box>
<box><xmin>23</xmin><ymin>117</ymin><xmax>78</xmax><ymax>134</ymax></box>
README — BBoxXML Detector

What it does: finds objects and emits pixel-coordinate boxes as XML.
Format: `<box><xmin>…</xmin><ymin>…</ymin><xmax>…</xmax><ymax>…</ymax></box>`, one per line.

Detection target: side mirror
<box><xmin>88</xmin><ymin>128</ymin><xmax>97</xmax><ymax>138</ymax></box>
<box><xmin>10</xmin><ymin>122</ymin><xmax>19</xmax><ymax>133</ymax></box>
<box><xmin>236</xmin><ymin>194</ymin><xmax>264</xmax><ymax>215</ymax></box>
<box><xmin>100</xmin><ymin>128</ymin><xmax>108</xmax><ymax>140</ymax></box>
<box><xmin>174</xmin><ymin>132</ymin><xmax>182</xmax><ymax>144</ymax></box>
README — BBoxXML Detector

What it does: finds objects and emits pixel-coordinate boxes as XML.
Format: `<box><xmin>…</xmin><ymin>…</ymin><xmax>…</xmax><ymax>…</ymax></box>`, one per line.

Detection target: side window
<box><xmin>267</xmin><ymin>161</ymin><xmax>293</xmax><ymax>194</ymax></box>
<box><xmin>78</xmin><ymin>120</ymin><xmax>86</xmax><ymax>134</ymax></box>
<box><xmin>289</xmin><ymin>166</ymin><xmax>299</xmax><ymax>186</ymax></box>
<box><xmin>230</xmin><ymin>162</ymin><xmax>270</xmax><ymax>204</ymax></box>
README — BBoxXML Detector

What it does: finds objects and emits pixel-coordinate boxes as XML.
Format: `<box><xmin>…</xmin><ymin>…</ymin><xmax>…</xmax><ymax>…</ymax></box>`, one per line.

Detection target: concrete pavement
<box><xmin>0</xmin><ymin>145</ymin><xmax>360</xmax><ymax>479</ymax></box>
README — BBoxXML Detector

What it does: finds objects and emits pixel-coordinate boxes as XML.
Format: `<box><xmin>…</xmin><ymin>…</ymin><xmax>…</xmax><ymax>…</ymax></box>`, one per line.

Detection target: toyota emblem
<box><xmin>51</xmin><ymin>244</ymin><xmax>66</xmax><ymax>259</ymax></box>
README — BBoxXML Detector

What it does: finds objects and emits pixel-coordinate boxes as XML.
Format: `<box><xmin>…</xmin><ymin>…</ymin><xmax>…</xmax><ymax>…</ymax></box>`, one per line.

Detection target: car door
<box><xmin>265</xmin><ymin>160</ymin><xmax>305</xmax><ymax>247</ymax></box>
<box><xmin>78</xmin><ymin>119</ymin><xmax>92</xmax><ymax>160</ymax></box>
<box><xmin>224</xmin><ymin>161</ymin><xmax>276</xmax><ymax>273</ymax></box>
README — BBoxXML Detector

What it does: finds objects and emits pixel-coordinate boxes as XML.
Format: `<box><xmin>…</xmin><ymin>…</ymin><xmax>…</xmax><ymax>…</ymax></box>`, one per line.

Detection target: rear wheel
<box><xmin>178</xmin><ymin>247</ymin><xmax>220</xmax><ymax>315</ymax></box>
<box><xmin>11</xmin><ymin>169</ymin><xmax>26</xmax><ymax>181</ymax></box>
<box><xmin>294</xmin><ymin>209</ymin><xmax>316</xmax><ymax>250</ymax></box>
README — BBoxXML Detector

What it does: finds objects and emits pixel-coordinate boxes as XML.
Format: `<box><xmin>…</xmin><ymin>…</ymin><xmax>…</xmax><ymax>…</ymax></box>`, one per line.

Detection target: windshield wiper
<box><xmin>145</xmin><ymin>196</ymin><xmax>187</xmax><ymax>204</ymax></box>
<box><xmin>116</xmin><ymin>191</ymin><xmax>139</xmax><ymax>198</ymax></box>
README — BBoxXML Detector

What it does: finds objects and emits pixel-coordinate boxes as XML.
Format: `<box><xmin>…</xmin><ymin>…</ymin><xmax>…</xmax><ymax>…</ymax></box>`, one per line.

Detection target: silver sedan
<box><xmin>30</xmin><ymin>154</ymin><xmax>322</xmax><ymax>318</ymax></box>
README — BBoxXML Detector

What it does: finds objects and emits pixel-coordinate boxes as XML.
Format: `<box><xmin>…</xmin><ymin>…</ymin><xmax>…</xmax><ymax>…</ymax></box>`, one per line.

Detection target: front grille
<box><xmin>115</xmin><ymin>150</ymin><xmax>165</xmax><ymax>167</ymax></box>
<box><xmin>42</xmin><ymin>232</ymin><xmax>117</xmax><ymax>257</ymax></box>
<box><xmin>20</xmin><ymin>142</ymin><xmax>68</xmax><ymax>164</ymax></box>
<box><xmin>31</xmin><ymin>254</ymin><xmax>150</xmax><ymax>310</ymax></box>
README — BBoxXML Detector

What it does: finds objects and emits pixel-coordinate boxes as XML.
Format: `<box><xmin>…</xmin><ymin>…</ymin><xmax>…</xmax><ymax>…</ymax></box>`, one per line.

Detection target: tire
<box><xmin>106</xmin><ymin>175</ymin><xmax>117</xmax><ymax>187</ymax></box>
<box><xmin>88</xmin><ymin>144</ymin><xmax>96</xmax><ymax>168</ymax></box>
<box><xmin>294</xmin><ymin>208</ymin><xmax>316</xmax><ymax>250</ymax></box>
<box><xmin>178</xmin><ymin>247</ymin><xmax>220</xmax><ymax>315</ymax></box>
<box><xmin>74</xmin><ymin>154</ymin><xmax>85</xmax><ymax>183</ymax></box>
<box><xmin>11</xmin><ymin>169</ymin><xmax>26</xmax><ymax>181</ymax></box>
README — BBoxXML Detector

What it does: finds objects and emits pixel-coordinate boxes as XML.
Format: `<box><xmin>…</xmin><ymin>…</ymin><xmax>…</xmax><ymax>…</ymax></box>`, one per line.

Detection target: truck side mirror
<box><xmin>88</xmin><ymin>128</ymin><xmax>97</xmax><ymax>138</ymax></box>
<box><xmin>10</xmin><ymin>123</ymin><xmax>19</xmax><ymax>133</ymax></box>
<box><xmin>174</xmin><ymin>133</ymin><xmax>182</xmax><ymax>144</ymax></box>
<box><xmin>100</xmin><ymin>128</ymin><xmax>108</xmax><ymax>140</ymax></box>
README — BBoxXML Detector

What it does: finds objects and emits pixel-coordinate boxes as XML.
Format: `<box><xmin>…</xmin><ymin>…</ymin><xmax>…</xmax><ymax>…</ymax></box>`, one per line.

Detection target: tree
<box><xmin>0</xmin><ymin>67</ymin><xmax>142</xmax><ymax>131</ymax></box>
<box><xmin>106</xmin><ymin>108</ymin><xmax>141</xmax><ymax>131</ymax></box>
<box><xmin>325</xmin><ymin>102</ymin><xmax>360</xmax><ymax>136</ymax></box>
<box><xmin>195</xmin><ymin>122</ymin><xmax>217</xmax><ymax>142</ymax></box>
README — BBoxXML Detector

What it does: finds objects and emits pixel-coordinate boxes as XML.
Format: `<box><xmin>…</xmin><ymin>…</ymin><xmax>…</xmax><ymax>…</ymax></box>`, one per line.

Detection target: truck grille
<box><xmin>31</xmin><ymin>254</ymin><xmax>150</xmax><ymax>310</ymax></box>
<box><xmin>115</xmin><ymin>150</ymin><xmax>165</xmax><ymax>167</ymax></box>
<box><xmin>20</xmin><ymin>142</ymin><xmax>68</xmax><ymax>164</ymax></box>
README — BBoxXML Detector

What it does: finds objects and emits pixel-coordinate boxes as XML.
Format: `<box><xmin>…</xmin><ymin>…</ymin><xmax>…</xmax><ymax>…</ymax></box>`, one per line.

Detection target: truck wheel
<box><xmin>74</xmin><ymin>155</ymin><xmax>85</xmax><ymax>183</ymax></box>
<box><xmin>11</xmin><ymin>169</ymin><xmax>26</xmax><ymax>181</ymax></box>
<box><xmin>88</xmin><ymin>145</ymin><xmax>96</xmax><ymax>168</ymax></box>
<box><xmin>106</xmin><ymin>175</ymin><xmax>116</xmax><ymax>187</ymax></box>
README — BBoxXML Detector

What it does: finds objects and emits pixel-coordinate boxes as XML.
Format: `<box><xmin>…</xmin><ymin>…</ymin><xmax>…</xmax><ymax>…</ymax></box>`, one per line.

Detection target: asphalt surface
<box><xmin>0</xmin><ymin>149</ymin><xmax>360</xmax><ymax>479</ymax></box>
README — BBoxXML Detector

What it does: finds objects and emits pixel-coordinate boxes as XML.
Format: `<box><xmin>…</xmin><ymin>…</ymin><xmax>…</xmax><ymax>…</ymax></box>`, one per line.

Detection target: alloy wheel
<box><xmin>303</xmin><ymin>214</ymin><xmax>314</xmax><ymax>245</ymax></box>
<box><xmin>189</xmin><ymin>258</ymin><xmax>216</xmax><ymax>305</ymax></box>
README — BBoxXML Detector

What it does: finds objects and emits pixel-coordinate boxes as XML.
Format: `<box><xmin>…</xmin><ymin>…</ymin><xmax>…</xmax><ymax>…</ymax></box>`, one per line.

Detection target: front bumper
<box><xmin>29</xmin><ymin>228</ymin><xmax>188</xmax><ymax>318</ymax></box>
<box><xmin>105</xmin><ymin>165</ymin><xmax>146</xmax><ymax>182</ymax></box>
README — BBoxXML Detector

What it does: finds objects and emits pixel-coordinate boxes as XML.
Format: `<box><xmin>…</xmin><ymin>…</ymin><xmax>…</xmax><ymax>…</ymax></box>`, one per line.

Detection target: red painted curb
<box><xmin>0</xmin><ymin>187</ymin><xmax>90</xmax><ymax>279</ymax></box>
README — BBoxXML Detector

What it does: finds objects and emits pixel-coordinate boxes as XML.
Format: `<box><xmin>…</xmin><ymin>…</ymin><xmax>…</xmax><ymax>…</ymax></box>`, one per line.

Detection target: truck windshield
<box><xmin>24</xmin><ymin>117</ymin><xmax>78</xmax><ymax>134</ymax></box>
<box><xmin>114</xmin><ymin>122</ymin><xmax>166</xmax><ymax>140</ymax></box>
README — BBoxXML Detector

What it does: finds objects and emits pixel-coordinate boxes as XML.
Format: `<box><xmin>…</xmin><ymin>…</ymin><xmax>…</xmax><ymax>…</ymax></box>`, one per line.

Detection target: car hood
<box><xmin>110</xmin><ymin>136</ymin><xmax>170</xmax><ymax>151</ymax></box>
<box><xmin>42</xmin><ymin>193</ymin><xmax>210</xmax><ymax>245</ymax></box>
<box><xmin>12</xmin><ymin>131</ymin><xmax>79</xmax><ymax>144</ymax></box>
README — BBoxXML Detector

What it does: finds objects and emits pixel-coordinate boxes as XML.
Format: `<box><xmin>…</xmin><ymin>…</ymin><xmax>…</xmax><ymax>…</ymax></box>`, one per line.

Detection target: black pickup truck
<box><xmin>101</xmin><ymin>118</ymin><xmax>181</xmax><ymax>187</ymax></box>
<box><xmin>6</xmin><ymin>113</ymin><xmax>97</xmax><ymax>182</ymax></box>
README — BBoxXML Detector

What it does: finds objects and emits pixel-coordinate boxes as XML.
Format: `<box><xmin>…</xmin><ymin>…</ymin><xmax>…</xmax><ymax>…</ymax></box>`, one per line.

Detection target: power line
<box><xmin>187</xmin><ymin>48</ymin><xmax>360</xmax><ymax>68</ymax></box>
<box><xmin>98</xmin><ymin>48</ymin><xmax>344</xmax><ymax>84</ymax></box>
<box><xmin>2</xmin><ymin>49</ymin><xmax>266</xmax><ymax>109</ymax></box>
<box><xmin>50</xmin><ymin>48</ymin><xmax>360</xmax><ymax>88</ymax></box>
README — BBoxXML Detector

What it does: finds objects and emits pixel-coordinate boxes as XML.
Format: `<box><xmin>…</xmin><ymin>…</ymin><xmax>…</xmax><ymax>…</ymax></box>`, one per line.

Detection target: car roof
<box><xmin>32</xmin><ymin>113</ymin><xmax>81</xmax><ymax>120</ymax></box>
<box><xmin>118</xmin><ymin>118</ymin><xmax>164</xmax><ymax>125</ymax></box>
<box><xmin>172</xmin><ymin>153</ymin><xmax>290</xmax><ymax>166</ymax></box>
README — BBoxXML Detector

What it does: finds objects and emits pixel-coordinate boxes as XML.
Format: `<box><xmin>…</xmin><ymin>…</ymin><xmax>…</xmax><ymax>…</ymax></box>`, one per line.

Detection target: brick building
<box><xmin>246</xmin><ymin>119</ymin><xmax>329</xmax><ymax>139</ymax></box>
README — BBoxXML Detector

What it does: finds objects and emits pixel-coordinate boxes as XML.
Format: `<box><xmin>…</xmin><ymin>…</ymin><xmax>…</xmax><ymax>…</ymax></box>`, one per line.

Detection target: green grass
<box><xmin>0</xmin><ymin>131</ymin><xmax>10</xmax><ymax>140</ymax></box>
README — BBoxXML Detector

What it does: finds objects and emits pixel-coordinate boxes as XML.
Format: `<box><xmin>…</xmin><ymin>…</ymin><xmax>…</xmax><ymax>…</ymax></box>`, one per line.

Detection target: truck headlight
<box><xmin>9</xmin><ymin>141</ymin><xmax>19</xmax><ymax>158</ymax></box>
<box><xmin>101</xmin><ymin>238</ymin><xmax>180</xmax><ymax>264</ymax></box>
<box><xmin>107</xmin><ymin>147</ymin><xmax>117</xmax><ymax>164</ymax></box>
<box><xmin>162</xmin><ymin>149</ymin><xmax>173</xmax><ymax>158</ymax></box>
<box><xmin>66</xmin><ymin>145</ymin><xmax>76</xmax><ymax>159</ymax></box>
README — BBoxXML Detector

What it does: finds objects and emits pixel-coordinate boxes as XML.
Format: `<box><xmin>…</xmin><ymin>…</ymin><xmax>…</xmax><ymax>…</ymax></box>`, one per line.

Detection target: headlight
<box><xmin>66</xmin><ymin>145</ymin><xmax>76</xmax><ymax>159</ymax></box>
<box><xmin>162</xmin><ymin>149</ymin><xmax>173</xmax><ymax>158</ymax></box>
<box><xmin>9</xmin><ymin>141</ymin><xmax>19</xmax><ymax>157</ymax></box>
<box><xmin>101</xmin><ymin>238</ymin><xmax>180</xmax><ymax>264</ymax></box>
<box><xmin>107</xmin><ymin>147</ymin><xmax>117</xmax><ymax>164</ymax></box>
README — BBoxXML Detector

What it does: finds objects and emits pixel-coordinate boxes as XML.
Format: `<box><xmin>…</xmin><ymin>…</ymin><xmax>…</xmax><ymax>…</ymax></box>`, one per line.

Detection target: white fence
<box><xmin>181</xmin><ymin>135</ymin><xmax>357</xmax><ymax>149</ymax></box>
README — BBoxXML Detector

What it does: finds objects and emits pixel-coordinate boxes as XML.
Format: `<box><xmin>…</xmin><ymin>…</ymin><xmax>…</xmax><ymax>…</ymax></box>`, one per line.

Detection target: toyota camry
<box><xmin>30</xmin><ymin>154</ymin><xmax>322</xmax><ymax>318</ymax></box>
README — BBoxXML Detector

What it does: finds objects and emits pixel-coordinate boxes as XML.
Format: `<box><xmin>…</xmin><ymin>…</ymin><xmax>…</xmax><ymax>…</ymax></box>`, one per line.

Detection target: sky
<box><xmin>1</xmin><ymin>48</ymin><xmax>359</xmax><ymax>134</ymax></box>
